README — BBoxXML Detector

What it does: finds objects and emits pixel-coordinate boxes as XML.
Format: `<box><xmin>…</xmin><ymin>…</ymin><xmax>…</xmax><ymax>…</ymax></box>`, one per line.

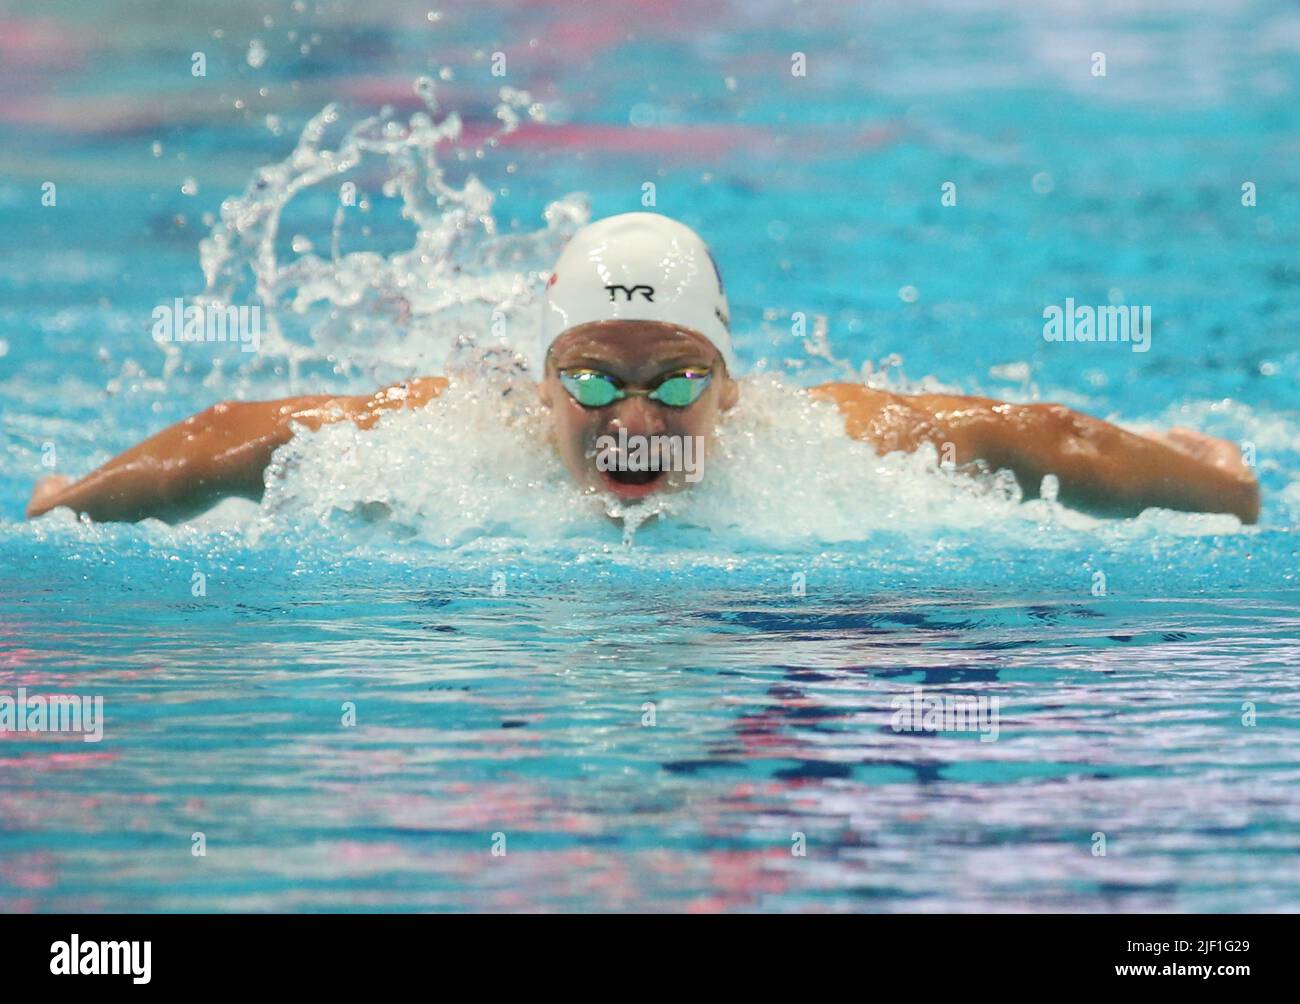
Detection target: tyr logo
<box><xmin>605</xmin><ymin>284</ymin><xmax>655</xmax><ymax>302</ymax></box>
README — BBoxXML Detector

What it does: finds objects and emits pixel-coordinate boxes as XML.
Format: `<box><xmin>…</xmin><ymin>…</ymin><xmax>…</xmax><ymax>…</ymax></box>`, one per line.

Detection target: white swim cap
<box><xmin>541</xmin><ymin>212</ymin><xmax>734</xmax><ymax>370</ymax></box>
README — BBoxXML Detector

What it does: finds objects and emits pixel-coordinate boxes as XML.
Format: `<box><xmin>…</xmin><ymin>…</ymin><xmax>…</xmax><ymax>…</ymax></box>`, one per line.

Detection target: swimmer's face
<box><xmin>539</xmin><ymin>321</ymin><xmax>740</xmax><ymax>501</ymax></box>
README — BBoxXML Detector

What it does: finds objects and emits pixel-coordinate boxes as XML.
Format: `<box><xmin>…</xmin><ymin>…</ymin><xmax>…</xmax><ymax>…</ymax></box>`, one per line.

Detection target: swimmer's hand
<box><xmin>1140</xmin><ymin>427</ymin><xmax>1254</xmax><ymax>481</ymax></box>
<box><xmin>27</xmin><ymin>475</ymin><xmax>74</xmax><ymax>518</ymax></box>
<box><xmin>812</xmin><ymin>383</ymin><xmax>1261</xmax><ymax>524</ymax></box>
<box><xmin>25</xmin><ymin>377</ymin><xmax>447</xmax><ymax>523</ymax></box>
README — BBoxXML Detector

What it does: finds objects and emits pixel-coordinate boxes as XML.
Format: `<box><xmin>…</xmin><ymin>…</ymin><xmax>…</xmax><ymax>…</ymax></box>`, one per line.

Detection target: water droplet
<box><xmin>629</xmin><ymin>103</ymin><xmax>657</xmax><ymax>128</ymax></box>
<box><xmin>414</xmin><ymin>76</ymin><xmax>438</xmax><ymax>110</ymax></box>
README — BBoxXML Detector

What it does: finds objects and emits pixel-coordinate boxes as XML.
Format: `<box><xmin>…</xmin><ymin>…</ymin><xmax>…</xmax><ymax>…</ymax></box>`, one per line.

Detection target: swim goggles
<box><xmin>557</xmin><ymin>367</ymin><xmax>713</xmax><ymax>409</ymax></box>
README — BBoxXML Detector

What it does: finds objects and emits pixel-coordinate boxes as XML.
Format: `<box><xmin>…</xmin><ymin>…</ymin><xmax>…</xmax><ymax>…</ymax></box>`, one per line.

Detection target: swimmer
<box><xmin>26</xmin><ymin>212</ymin><xmax>1260</xmax><ymax>525</ymax></box>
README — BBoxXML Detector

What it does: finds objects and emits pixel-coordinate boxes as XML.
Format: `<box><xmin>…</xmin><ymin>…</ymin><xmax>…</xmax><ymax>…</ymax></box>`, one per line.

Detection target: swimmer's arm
<box><xmin>811</xmin><ymin>383</ymin><xmax>1260</xmax><ymax>524</ymax></box>
<box><xmin>25</xmin><ymin>377</ymin><xmax>448</xmax><ymax>523</ymax></box>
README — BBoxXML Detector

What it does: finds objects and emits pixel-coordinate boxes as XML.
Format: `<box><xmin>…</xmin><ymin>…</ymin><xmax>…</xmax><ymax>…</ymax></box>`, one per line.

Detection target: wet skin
<box><xmin>26</xmin><ymin>320</ymin><xmax>1259</xmax><ymax>524</ymax></box>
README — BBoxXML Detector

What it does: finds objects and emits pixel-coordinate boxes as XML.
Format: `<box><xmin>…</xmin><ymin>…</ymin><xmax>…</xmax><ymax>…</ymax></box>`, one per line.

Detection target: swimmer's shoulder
<box><xmin>347</xmin><ymin>376</ymin><xmax>449</xmax><ymax>430</ymax></box>
<box><xmin>807</xmin><ymin>381</ymin><xmax>903</xmax><ymax>416</ymax></box>
<box><xmin>806</xmin><ymin>382</ymin><xmax>934</xmax><ymax>448</ymax></box>
<box><xmin>807</xmin><ymin>381</ymin><xmax>1003</xmax><ymax>415</ymax></box>
<box><xmin>806</xmin><ymin>381</ymin><xmax>1021</xmax><ymax>452</ymax></box>
<box><xmin>400</xmin><ymin>375</ymin><xmax>449</xmax><ymax>402</ymax></box>
<box><xmin>372</xmin><ymin>375</ymin><xmax>449</xmax><ymax>408</ymax></box>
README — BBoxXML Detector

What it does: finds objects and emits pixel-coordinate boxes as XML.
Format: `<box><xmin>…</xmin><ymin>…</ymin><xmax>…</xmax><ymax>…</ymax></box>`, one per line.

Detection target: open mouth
<box><xmin>600</xmin><ymin>466</ymin><xmax>666</xmax><ymax>499</ymax></box>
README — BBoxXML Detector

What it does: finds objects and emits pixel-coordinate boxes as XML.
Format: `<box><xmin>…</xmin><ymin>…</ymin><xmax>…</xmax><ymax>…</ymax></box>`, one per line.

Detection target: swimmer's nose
<box><xmin>607</xmin><ymin>394</ymin><xmax>667</xmax><ymax>437</ymax></box>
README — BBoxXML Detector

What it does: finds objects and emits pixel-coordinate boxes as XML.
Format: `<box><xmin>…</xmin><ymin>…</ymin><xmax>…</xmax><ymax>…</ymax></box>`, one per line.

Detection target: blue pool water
<box><xmin>2</xmin><ymin>0</ymin><xmax>1299</xmax><ymax>911</ymax></box>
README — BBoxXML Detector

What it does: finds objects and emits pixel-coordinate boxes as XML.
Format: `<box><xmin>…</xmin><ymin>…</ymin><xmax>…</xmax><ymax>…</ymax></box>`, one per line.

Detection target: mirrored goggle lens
<box><xmin>649</xmin><ymin>373</ymin><xmax>712</xmax><ymax>407</ymax></box>
<box><xmin>560</xmin><ymin>371</ymin><xmax>621</xmax><ymax>407</ymax></box>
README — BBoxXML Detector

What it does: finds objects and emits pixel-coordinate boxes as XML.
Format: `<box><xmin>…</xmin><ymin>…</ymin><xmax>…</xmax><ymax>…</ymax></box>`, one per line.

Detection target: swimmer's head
<box><xmin>538</xmin><ymin>213</ymin><xmax>739</xmax><ymax>500</ymax></box>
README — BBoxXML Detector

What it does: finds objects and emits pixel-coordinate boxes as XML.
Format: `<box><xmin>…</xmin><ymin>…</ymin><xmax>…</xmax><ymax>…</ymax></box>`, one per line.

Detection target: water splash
<box><xmin>194</xmin><ymin>76</ymin><xmax>585</xmax><ymax>386</ymax></box>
